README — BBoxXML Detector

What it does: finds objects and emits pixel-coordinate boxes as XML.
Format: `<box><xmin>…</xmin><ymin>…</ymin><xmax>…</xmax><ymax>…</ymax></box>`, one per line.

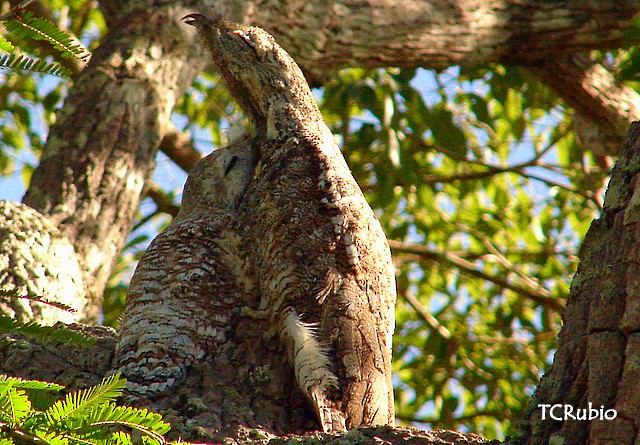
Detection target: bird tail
<box><xmin>279</xmin><ymin>307</ymin><xmax>346</xmax><ymax>432</ymax></box>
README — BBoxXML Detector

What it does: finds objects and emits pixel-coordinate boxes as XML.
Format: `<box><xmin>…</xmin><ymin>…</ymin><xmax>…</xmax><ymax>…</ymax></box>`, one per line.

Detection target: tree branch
<box><xmin>400</xmin><ymin>286</ymin><xmax>452</xmax><ymax>340</ymax></box>
<box><xmin>22</xmin><ymin>4</ymin><xmax>208</xmax><ymax>301</ymax></box>
<box><xmin>145</xmin><ymin>181</ymin><xmax>180</xmax><ymax>217</ymax></box>
<box><xmin>388</xmin><ymin>240</ymin><xmax>566</xmax><ymax>314</ymax></box>
<box><xmin>530</xmin><ymin>52</ymin><xmax>640</xmax><ymax>158</ymax></box>
<box><xmin>158</xmin><ymin>126</ymin><xmax>202</xmax><ymax>173</ymax></box>
<box><xmin>231</xmin><ymin>0</ymin><xmax>640</xmax><ymax>83</ymax></box>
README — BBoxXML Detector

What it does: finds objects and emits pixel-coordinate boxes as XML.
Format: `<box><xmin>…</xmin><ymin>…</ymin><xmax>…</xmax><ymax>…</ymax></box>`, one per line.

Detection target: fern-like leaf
<box><xmin>0</xmin><ymin>376</ymin><xmax>64</xmax><ymax>392</ymax></box>
<box><xmin>0</xmin><ymin>289</ymin><xmax>77</xmax><ymax>318</ymax></box>
<box><xmin>65</xmin><ymin>403</ymin><xmax>169</xmax><ymax>445</ymax></box>
<box><xmin>0</xmin><ymin>376</ymin><xmax>180</xmax><ymax>445</ymax></box>
<box><xmin>0</xmin><ymin>52</ymin><xmax>71</xmax><ymax>77</ymax></box>
<box><xmin>109</xmin><ymin>430</ymin><xmax>134</xmax><ymax>445</ymax></box>
<box><xmin>0</xmin><ymin>315</ymin><xmax>95</xmax><ymax>346</ymax></box>
<box><xmin>0</xmin><ymin>36</ymin><xmax>14</xmax><ymax>52</ymax></box>
<box><xmin>88</xmin><ymin>403</ymin><xmax>170</xmax><ymax>435</ymax></box>
<box><xmin>44</xmin><ymin>374</ymin><xmax>126</xmax><ymax>426</ymax></box>
<box><xmin>51</xmin><ymin>403</ymin><xmax>170</xmax><ymax>445</ymax></box>
<box><xmin>4</xmin><ymin>11</ymin><xmax>90</xmax><ymax>62</ymax></box>
<box><xmin>33</xmin><ymin>430</ymin><xmax>69</xmax><ymax>445</ymax></box>
<box><xmin>13</xmin><ymin>293</ymin><xmax>78</xmax><ymax>314</ymax></box>
<box><xmin>0</xmin><ymin>385</ymin><xmax>31</xmax><ymax>425</ymax></box>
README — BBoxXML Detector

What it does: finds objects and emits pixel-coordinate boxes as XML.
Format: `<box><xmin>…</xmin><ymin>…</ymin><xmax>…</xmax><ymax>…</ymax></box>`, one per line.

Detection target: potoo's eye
<box><xmin>225</xmin><ymin>156</ymin><xmax>239</xmax><ymax>176</ymax></box>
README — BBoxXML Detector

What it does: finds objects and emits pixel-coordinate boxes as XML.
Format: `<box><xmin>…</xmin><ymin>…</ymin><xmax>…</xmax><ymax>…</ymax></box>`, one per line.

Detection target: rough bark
<box><xmin>533</xmin><ymin>54</ymin><xmax>640</xmax><ymax>139</ymax></box>
<box><xmin>21</xmin><ymin>1</ymin><xmax>209</xmax><ymax>304</ymax></box>
<box><xmin>530</xmin><ymin>52</ymin><xmax>640</xmax><ymax>205</ymax></box>
<box><xmin>514</xmin><ymin>122</ymin><xmax>640</xmax><ymax>445</ymax></box>
<box><xmin>0</xmin><ymin>201</ymin><xmax>90</xmax><ymax>323</ymax></box>
<box><xmin>226</xmin><ymin>0</ymin><xmax>640</xmax><ymax>84</ymax></box>
<box><xmin>531</xmin><ymin>53</ymin><xmax>640</xmax><ymax>161</ymax></box>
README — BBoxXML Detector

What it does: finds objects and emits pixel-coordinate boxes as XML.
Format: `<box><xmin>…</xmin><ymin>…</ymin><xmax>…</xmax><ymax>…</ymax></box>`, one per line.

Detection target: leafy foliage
<box><xmin>0</xmin><ymin>374</ymin><xmax>175</xmax><ymax>445</ymax></box>
<box><xmin>0</xmin><ymin>1</ymin><xmax>627</xmax><ymax>441</ymax></box>
<box><xmin>0</xmin><ymin>0</ymin><xmax>99</xmax><ymax>194</ymax></box>
<box><xmin>1</xmin><ymin>7</ymin><xmax>89</xmax><ymax>78</ymax></box>
<box><xmin>0</xmin><ymin>290</ymin><xmax>94</xmax><ymax>346</ymax></box>
<box><xmin>3</xmin><ymin>11</ymin><xmax>90</xmax><ymax>62</ymax></box>
<box><xmin>0</xmin><ymin>290</ymin><xmax>94</xmax><ymax>345</ymax></box>
<box><xmin>0</xmin><ymin>52</ymin><xmax>70</xmax><ymax>77</ymax></box>
<box><xmin>0</xmin><ymin>314</ymin><xmax>94</xmax><ymax>345</ymax></box>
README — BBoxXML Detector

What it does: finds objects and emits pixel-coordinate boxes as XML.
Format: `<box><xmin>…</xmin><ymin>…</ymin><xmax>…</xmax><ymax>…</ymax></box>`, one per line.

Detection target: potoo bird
<box><xmin>113</xmin><ymin>136</ymin><xmax>258</xmax><ymax>398</ymax></box>
<box><xmin>185</xmin><ymin>14</ymin><xmax>397</xmax><ymax>432</ymax></box>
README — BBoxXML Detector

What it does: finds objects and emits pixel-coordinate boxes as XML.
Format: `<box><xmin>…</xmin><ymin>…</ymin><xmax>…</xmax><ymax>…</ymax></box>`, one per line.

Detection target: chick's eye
<box><xmin>224</xmin><ymin>156</ymin><xmax>239</xmax><ymax>176</ymax></box>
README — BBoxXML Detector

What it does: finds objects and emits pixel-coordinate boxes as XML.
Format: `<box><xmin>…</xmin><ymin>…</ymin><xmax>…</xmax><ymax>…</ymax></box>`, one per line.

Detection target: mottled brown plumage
<box><xmin>185</xmin><ymin>14</ymin><xmax>396</xmax><ymax>431</ymax></box>
<box><xmin>113</xmin><ymin>136</ymin><xmax>258</xmax><ymax>398</ymax></box>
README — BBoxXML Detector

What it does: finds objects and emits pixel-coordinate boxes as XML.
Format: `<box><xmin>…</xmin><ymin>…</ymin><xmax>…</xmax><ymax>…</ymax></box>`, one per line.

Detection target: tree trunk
<box><xmin>515</xmin><ymin>122</ymin><xmax>640</xmax><ymax>445</ymax></box>
<box><xmin>0</xmin><ymin>326</ymin><xmax>490</xmax><ymax>444</ymax></box>
<box><xmin>21</xmin><ymin>2</ymin><xmax>208</xmax><ymax>308</ymax></box>
<box><xmin>0</xmin><ymin>201</ymin><xmax>89</xmax><ymax>323</ymax></box>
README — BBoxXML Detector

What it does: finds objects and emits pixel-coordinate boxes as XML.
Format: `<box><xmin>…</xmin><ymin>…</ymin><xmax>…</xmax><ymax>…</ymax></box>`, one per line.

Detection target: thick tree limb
<box><xmin>531</xmin><ymin>53</ymin><xmax>640</xmax><ymax>157</ymax></box>
<box><xmin>226</xmin><ymin>0</ymin><xmax>640</xmax><ymax>83</ymax></box>
<box><xmin>0</xmin><ymin>201</ymin><xmax>92</xmax><ymax>323</ymax></box>
<box><xmin>0</xmin><ymin>325</ymin><xmax>496</xmax><ymax>444</ymax></box>
<box><xmin>534</xmin><ymin>54</ymin><xmax>640</xmax><ymax>134</ymax></box>
<box><xmin>529</xmin><ymin>52</ymin><xmax>640</xmax><ymax>204</ymax></box>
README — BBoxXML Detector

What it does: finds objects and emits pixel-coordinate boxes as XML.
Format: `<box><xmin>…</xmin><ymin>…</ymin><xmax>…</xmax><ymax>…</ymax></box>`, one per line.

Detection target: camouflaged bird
<box><xmin>113</xmin><ymin>136</ymin><xmax>258</xmax><ymax>398</ymax></box>
<box><xmin>185</xmin><ymin>13</ymin><xmax>396</xmax><ymax>432</ymax></box>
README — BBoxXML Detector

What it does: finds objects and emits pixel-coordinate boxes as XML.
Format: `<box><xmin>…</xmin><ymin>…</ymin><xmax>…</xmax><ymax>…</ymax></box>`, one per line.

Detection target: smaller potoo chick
<box><xmin>176</xmin><ymin>135</ymin><xmax>259</xmax><ymax>219</ymax></box>
<box><xmin>113</xmin><ymin>135</ymin><xmax>258</xmax><ymax>399</ymax></box>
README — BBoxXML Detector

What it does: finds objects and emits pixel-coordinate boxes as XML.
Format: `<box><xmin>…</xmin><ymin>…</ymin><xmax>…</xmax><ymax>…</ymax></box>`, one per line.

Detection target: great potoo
<box><xmin>185</xmin><ymin>14</ymin><xmax>397</xmax><ymax>432</ymax></box>
<box><xmin>113</xmin><ymin>136</ymin><xmax>258</xmax><ymax>398</ymax></box>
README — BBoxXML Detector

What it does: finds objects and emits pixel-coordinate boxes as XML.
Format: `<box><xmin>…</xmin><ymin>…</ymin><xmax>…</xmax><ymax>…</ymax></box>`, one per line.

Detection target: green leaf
<box><xmin>0</xmin><ymin>376</ymin><xmax>64</xmax><ymax>392</ymax></box>
<box><xmin>0</xmin><ymin>36</ymin><xmax>14</xmax><ymax>52</ymax></box>
<box><xmin>4</xmin><ymin>11</ymin><xmax>90</xmax><ymax>62</ymax></box>
<box><xmin>430</xmin><ymin>104</ymin><xmax>468</xmax><ymax>156</ymax></box>
<box><xmin>83</xmin><ymin>403</ymin><xmax>170</xmax><ymax>439</ymax></box>
<box><xmin>33</xmin><ymin>431</ymin><xmax>69</xmax><ymax>445</ymax></box>
<box><xmin>0</xmin><ymin>385</ymin><xmax>31</xmax><ymax>425</ymax></box>
<box><xmin>468</xmin><ymin>93</ymin><xmax>491</xmax><ymax>126</ymax></box>
<box><xmin>0</xmin><ymin>53</ymin><xmax>71</xmax><ymax>78</ymax></box>
<box><xmin>110</xmin><ymin>430</ymin><xmax>134</xmax><ymax>445</ymax></box>
<box><xmin>45</xmin><ymin>374</ymin><xmax>126</xmax><ymax>425</ymax></box>
<box><xmin>0</xmin><ymin>315</ymin><xmax>95</xmax><ymax>346</ymax></box>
